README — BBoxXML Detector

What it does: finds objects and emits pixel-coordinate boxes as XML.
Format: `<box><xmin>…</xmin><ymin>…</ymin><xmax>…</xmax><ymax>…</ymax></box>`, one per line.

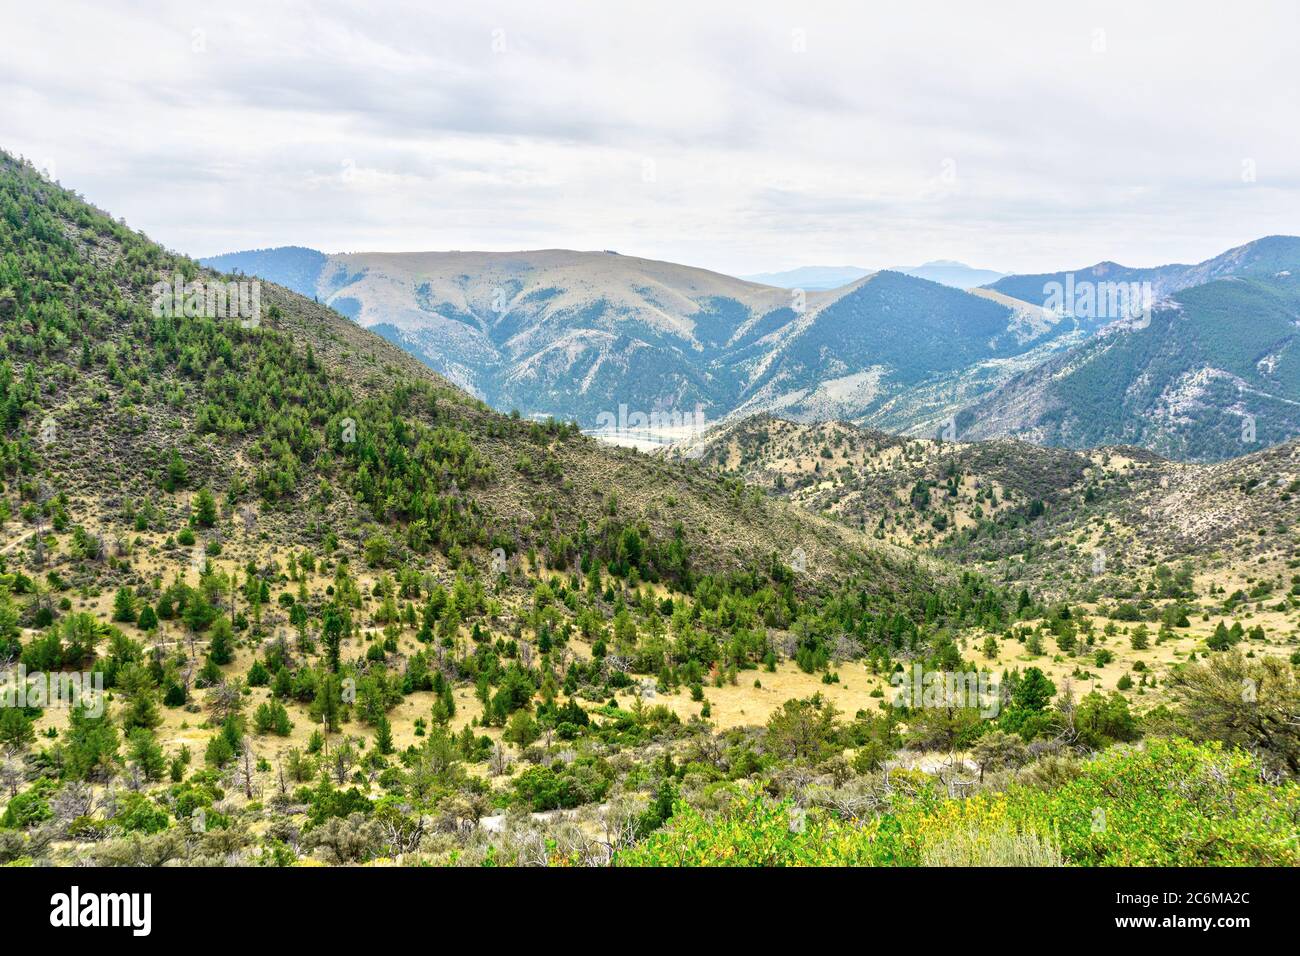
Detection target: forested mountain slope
<box><xmin>960</xmin><ymin>274</ymin><xmax>1300</xmax><ymax>460</ymax></box>
<box><xmin>1</xmin><ymin>152</ymin><xmax>903</xmax><ymax>592</ymax></box>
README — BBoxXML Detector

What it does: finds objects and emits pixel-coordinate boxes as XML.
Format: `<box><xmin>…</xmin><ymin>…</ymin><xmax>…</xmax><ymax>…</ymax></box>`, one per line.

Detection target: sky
<box><xmin>2</xmin><ymin>0</ymin><xmax>1298</xmax><ymax>276</ymax></box>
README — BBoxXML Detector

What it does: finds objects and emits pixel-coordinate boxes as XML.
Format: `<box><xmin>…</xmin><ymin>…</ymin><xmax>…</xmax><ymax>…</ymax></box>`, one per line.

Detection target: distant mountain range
<box><xmin>202</xmin><ymin>236</ymin><xmax>1300</xmax><ymax>461</ymax></box>
<box><xmin>986</xmin><ymin>237</ymin><xmax>1300</xmax><ymax>305</ymax></box>
<box><xmin>200</xmin><ymin>247</ymin><xmax>1069</xmax><ymax>435</ymax></box>
<box><xmin>742</xmin><ymin>260</ymin><xmax>1006</xmax><ymax>290</ymax></box>
<box><xmin>739</xmin><ymin>265</ymin><xmax>871</xmax><ymax>290</ymax></box>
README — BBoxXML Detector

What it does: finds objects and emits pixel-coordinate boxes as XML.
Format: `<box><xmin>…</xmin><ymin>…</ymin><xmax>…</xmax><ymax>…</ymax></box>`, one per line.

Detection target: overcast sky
<box><xmin>2</xmin><ymin>0</ymin><xmax>1297</xmax><ymax>276</ymax></box>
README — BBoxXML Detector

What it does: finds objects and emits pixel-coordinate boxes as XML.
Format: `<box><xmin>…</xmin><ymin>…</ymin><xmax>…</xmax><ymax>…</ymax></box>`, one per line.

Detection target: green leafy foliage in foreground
<box><xmin>617</xmin><ymin>738</ymin><xmax>1300</xmax><ymax>867</ymax></box>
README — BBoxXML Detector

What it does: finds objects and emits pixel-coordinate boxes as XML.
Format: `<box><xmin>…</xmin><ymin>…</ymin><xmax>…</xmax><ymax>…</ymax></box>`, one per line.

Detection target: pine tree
<box><xmin>375</xmin><ymin>714</ymin><xmax>394</xmax><ymax>755</ymax></box>
<box><xmin>111</xmin><ymin>586</ymin><xmax>137</xmax><ymax>623</ymax></box>
<box><xmin>193</xmin><ymin>488</ymin><xmax>217</xmax><ymax>528</ymax></box>
<box><xmin>1011</xmin><ymin>667</ymin><xmax>1056</xmax><ymax>712</ymax></box>
<box><xmin>208</xmin><ymin>616</ymin><xmax>234</xmax><ymax>665</ymax></box>
<box><xmin>321</xmin><ymin>604</ymin><xmax>344</xmax><ymax>673</ymax></box>
<box><xmin>272</xmin><ymin>701</ymin><xmax>293</xmax><ymax>736</ymax></box>
<box><xmin>164</xmin><ymin>680</ymin><xmax>188</xmax><ymax>707</ymax></box>
<box><xmin>117</xmin><ymin>664</ymin><xmax>162</xmax><ymax>732</ymax></box>
<box><xmin>315</xmin><ymin>675</ymin><xmax>341</xmax><ymax>733</ymax></box>
<box><xmin>197</xmin><ymin>657</ymin><xmax>222</xmax><ymax>687</ymax></box>
<box><xmin>127</xmin><ymin>728</ymin><xmax>166</xmax><ymax>782</ymax></box>
<box><xmin>164</xmin><ymin>449</ymin><xmax>188</xmax><ymax>491</ymax></box>
<box><xmin>1207</xmin><ymin>621</ymin><xmax>1232</xmax><ymax>651</ymax></box>
<box><xmin>0</xmin><ymin>708</ymin><xmax>35</xmax><ymax>750</ymax></box>
<box><xmin>205</xmin><ymin>732</ymin><xmax>235</xmax><ymax>768</ymax></box>
<box><xmin>255</xmin><ymin>699</ymin><xmax>293</xmax><ymax>736</ymax></box>
<box><xmin>63</xmin><ymin>701</ymin><xmax>120</xmax><ymax>782</ymax></box>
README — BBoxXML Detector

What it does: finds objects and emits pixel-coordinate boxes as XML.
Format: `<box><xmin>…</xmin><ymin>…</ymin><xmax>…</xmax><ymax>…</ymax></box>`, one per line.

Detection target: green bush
<box><xmin>619</xmin><ymin>739</ymin><xmax>1299</xmax><ymax>867</ymax></box>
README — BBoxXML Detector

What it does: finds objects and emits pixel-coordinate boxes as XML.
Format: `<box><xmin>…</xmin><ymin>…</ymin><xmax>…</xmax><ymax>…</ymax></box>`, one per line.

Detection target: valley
<box><xmin>0</xmin><ymin>151</ymin><xmax>1297</xmax><ymax>871</ymax></box>
<box><xmin>206</xmin><ymin>236</ymin><xmax>1300</xmax><ymax>465</ymax></box>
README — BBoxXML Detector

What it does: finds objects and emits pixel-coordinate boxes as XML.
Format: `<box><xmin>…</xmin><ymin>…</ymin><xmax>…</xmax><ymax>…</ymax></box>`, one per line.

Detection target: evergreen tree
<box><xmin>117</xmin><ymin>663</ymin><xmax>162</xmax><ymax>732</ymax></box>
<box><xmin>127</xmin><ymin>728</ymin><xmax>166</xmax><ymax>782</ymax></box>
<box><xmin>164</xmin><ymin>449</ymin><xmax>188</xmax><ymax>491</ymax></box>
<box><xmin>208</xmin><ymin>616</ymin><xmax>234</xmax><ymax>665</ymax></box>
<box><xmin>374</xmin><ymin>714</ymin><xmax>394</xmax><ymax>755</ymax></box>
<box><xmin>0</xmin><ymin>708</ymin><xmax>35</xmax><ymax>750</ymax></box>
<box><xmin>193</xmin><ymin>488</ymin><xmax>218</xmax><ymax>528</ymax></box>
<box><xmin>321</xmin><ymin>604</ymin><xmax>344</xmax><ymax>673</ymax></box>
<box><xmin>1011</xmin><ymin>667</ymin><xmax>1056</xmax><ymax>712</ymax></box>
<box><xmin>111</xmin><ymin>586</ymin><xmax>137</xmax><ymax>624</ymax></box>
<box><xmin>315</xmin><ymin>674</ymin><xmax>342</xmax><ymax>733</ymax></box>
<box><xmin>62</xmin><ymin>701</ymin><xmax>120</xmax><ymax>781</ymax></box>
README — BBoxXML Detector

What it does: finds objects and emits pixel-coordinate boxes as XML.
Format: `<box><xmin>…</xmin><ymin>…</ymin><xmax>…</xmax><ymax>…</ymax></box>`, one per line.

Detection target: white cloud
<box><xmin>2</xmin><ymin>0</ymin><xmax>1297</xmax><ymax>275</ymax></box>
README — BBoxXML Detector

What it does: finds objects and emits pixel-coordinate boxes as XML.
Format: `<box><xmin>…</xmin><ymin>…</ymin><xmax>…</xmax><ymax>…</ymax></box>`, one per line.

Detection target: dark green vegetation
<box><xmin>0</xmin><ymin>152</ymin><xmax>889</xmax><ymax>591</ymax></box>
<box><xmin>966</xmin><ymin>254</ymin><xmax>1300</xmax><ymax>460</ymax></box>
<box><xmin>1</xmin><ymin>152</ymin><xmax>1298</xmax><ymax>867</ymax></box>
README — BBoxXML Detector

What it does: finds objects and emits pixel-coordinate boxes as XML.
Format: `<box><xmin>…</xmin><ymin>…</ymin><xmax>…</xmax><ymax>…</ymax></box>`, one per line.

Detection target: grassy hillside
<box><xmin>1</xmin><ymin>154</ymin><xmax>1296</xmax><ymax>869</ymax></box>
<box><xmin>683</xmin><ymin>412</ymin><xmax>1300</xmax><ymax>597</ymax></box>
<box><xmin>674</xmin><ymin>414</ymin><xmax>1094</xmax><ymax>549</ymax></box>
<box><xmin>1</xmin><ymin>153</ymin><xmax>901</xmax><ymax>593</ymax></box>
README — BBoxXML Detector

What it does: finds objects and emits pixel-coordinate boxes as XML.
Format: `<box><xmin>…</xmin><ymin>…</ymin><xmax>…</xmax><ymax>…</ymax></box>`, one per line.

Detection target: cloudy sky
<box><xmin>2</xmin><ymin>0</ymin><xmax>1297</xmax><ymax>276</ymax></box>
